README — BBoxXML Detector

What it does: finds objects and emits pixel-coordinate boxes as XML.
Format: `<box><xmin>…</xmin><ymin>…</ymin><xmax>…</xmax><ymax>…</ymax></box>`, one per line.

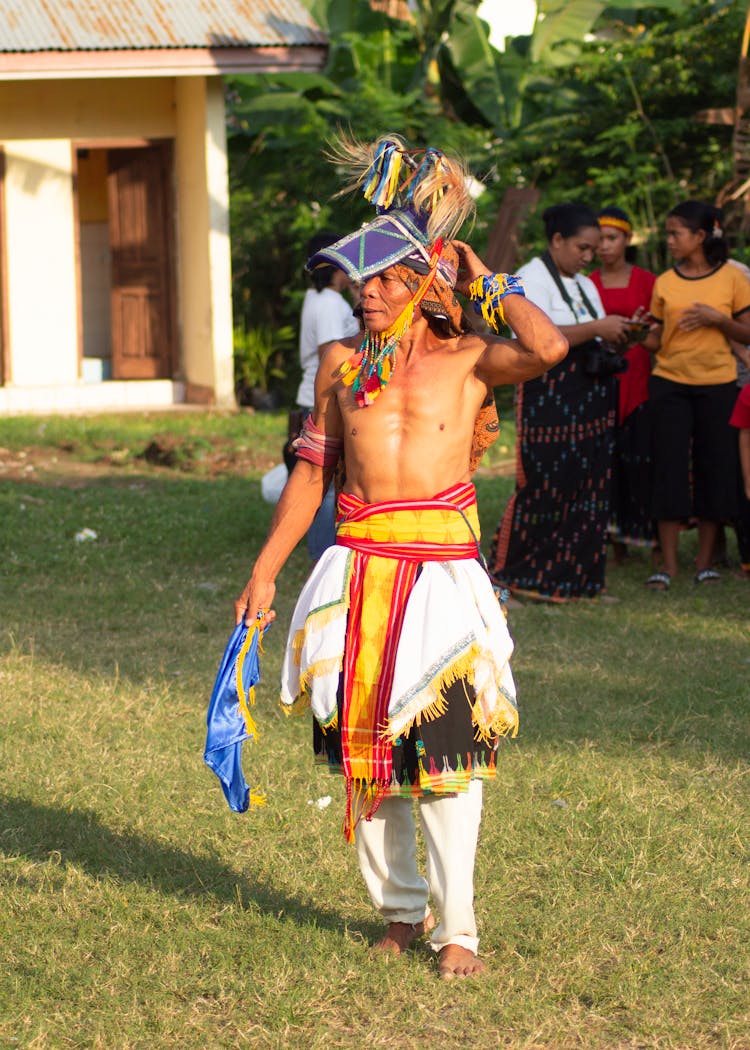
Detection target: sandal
<box><xmin>645</xmin><ymin>571</ymin><xmax>671</xmax><ymax>591</ymax></box>
<box><xmin>694</xmin><ymin>568</ymin><xmax>720</xmax><ymax>584</ymax></box>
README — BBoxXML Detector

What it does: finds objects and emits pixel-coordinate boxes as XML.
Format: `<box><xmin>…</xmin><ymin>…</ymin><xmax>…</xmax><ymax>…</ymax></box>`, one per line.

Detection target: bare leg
<box><xmin>655</xmin><ymin>520</ymin><xmax>680</xmax><ymax>580</ymax></box>
<box><xmin>696</xmin><ymin>520</ymin><xmax>719</xmax><ymax>573</ymax></box>
<box><xmin>611</xmin><ymin>539</ymin><xmax>628</xmax><ymax>565</ymax></box>
<box><xmin>711</xmin><ymin>522</ymin><xmax>727</xmax><ymax>566</ymax></box>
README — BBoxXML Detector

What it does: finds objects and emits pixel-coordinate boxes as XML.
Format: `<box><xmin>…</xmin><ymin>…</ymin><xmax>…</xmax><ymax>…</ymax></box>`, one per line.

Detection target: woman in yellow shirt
<box><xmin>646</xmin><ymin>200</ymin><xmax>750</xmax><ymax>588</ymax></box>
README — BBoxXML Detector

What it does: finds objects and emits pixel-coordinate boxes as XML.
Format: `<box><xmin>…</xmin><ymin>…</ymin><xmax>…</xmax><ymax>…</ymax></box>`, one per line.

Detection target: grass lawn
<box><xmin>0</xmin><ymin>410</ymin><xmax>748</xmax><ymax>1050</ymax></box>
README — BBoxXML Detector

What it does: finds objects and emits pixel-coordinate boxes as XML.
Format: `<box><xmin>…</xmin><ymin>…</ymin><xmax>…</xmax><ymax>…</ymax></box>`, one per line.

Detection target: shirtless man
<box><xmin>235</xmin><ymin>136</ymin><xmax>567</xmax><ymax>979</ymax></box>
<box><xmin>236</xmin><ymin>244</ymin><xmax>565</xmax><ymax>614</ymax></box>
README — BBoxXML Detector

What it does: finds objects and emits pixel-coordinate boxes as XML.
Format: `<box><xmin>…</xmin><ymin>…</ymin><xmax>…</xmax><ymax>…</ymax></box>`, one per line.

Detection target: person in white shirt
<box><xmin>295</xmin><ymin>232</ymin><xmax>361</xmax><ymax>559</ymax></box>
<box><xmin>488</xmin><ymin>202</ymin><xmax>632</xmax><ymax>601</ymax></box>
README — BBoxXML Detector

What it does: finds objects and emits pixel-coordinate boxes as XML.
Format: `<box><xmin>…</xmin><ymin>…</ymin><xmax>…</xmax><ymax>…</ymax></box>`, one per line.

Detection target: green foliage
<box><xmin>226</xmin><ymin>0</ymin><xmax>502</xmax><ymax>373</ymax></box>
<box><xmin>500</xmin><ymin>0</ymin><xmax>745</xmax><ymax>264</ymax></box>
<box><xmin>233</xmin><ymin>323</ymin><xmax>295</xmax><ymax>406</ymax></box>
<box><xmin>227</xmin><ymin>0</ymin><xmax>749</xmax><ymax>362</ymax></box>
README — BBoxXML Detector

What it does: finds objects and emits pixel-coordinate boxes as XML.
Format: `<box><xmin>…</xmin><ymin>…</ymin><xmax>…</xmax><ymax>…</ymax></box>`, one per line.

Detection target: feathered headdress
<box><xmin>308</xmin><ymin>132</ymin><xmax>475</xmax><ymax>406</ymax></box>
<box><xmin>329</xmin><ymin>132</ymin><xmax>474</xmax><ymax>242</ymax></box>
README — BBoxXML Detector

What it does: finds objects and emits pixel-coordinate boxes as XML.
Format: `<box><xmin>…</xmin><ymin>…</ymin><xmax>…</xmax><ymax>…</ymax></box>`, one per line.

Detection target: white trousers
<box><xmin>354</xmin><ymin>779</ymin><xmax>483</xmax><ymax>955</ymax></box>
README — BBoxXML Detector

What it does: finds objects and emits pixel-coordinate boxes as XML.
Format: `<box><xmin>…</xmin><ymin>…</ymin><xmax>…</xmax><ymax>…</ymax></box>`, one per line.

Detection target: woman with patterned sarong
<box><xmin>489</xmin><ymin>203</ymin><xmax>632</xmax><ymax>602</ymax></box>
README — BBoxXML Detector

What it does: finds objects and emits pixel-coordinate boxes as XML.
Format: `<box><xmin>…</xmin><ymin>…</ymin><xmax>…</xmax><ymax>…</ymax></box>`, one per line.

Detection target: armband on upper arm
<box><xmin>293</xmin><ymin>415</ymin><xmax>343</xmax><ymax>468</ymax></box>
<box><xmin>468</xmin><ymin>273</ymin><xmax>526</xmax><ymax>333</ymax></box>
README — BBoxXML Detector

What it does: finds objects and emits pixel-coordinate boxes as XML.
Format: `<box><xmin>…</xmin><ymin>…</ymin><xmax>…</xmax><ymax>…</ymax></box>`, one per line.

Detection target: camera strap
<box><xmin>540</xmin><ymin>250</ymin><xmax>599</xmax><ymax>324</ymax></box>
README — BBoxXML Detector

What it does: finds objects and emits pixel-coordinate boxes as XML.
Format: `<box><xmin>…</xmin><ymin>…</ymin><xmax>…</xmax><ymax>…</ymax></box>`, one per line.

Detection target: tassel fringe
<box><xmin>235</xmin><ymin>623</ymin><xmax>262</xmax><ymax>741</ymax></box>
<box><xmin>343</xmin><ymin>777</ymin><xmax>388</xmax><ymax>843</ymax></box>
<box><xmin>385</xmin><ymin>642</ymin><xmax>518</xmax><ymax>743</ymax></box>
<box><xmin>248</xmin><ymin>788</ymin><xmax>267</xmax><ymax>807</ymax></box>
<box><xmin>326</xmin><ymin>131</ymin><xmax>475</xmax><ymax>242</ymax></box>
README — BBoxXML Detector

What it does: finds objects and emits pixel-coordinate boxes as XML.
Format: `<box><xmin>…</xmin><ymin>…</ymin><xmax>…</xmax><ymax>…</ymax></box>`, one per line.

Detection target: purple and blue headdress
<box><xmin>307</xmin><ymin>133</ymin><xmax>475</xmax><ymax>405</ymax></box>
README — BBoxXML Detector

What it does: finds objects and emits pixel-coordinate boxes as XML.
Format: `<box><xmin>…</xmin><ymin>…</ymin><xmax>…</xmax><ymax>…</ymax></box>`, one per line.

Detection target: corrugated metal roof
<box><xmin>0</xmin><ymin>0</ymin><xmax>327</xmax><ymax>52</ymax></box>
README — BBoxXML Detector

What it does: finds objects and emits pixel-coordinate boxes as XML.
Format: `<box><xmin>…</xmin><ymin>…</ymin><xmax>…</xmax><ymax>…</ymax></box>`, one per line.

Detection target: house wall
<box><xmin>0</xmin><ymin>75</ymin><xmax>235</xmax><ymax>410</ymax></box>
<box><xmin>174</xmin><ymin>77</ymin><xmax>234</xmax><ymax>407</ymax></box>
<box><xmin>3</xmin><ymin>139</ymin><xmax>79</xmax><ymax>385</ymax></box>
<box><xmin>0</xmin><ymin>78</ymin><xmax>176</xmax><ymax>140</ymax></box>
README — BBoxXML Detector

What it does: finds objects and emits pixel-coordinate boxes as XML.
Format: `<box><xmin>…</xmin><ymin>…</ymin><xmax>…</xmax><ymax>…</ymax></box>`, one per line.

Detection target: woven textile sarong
<box><xmin>280</xmin><ymin>482</ymin><xmax>518</xmax><ymax>839</ymax></box>
<box><xmin>489</xmin><ymin>358</ymin><xmax>617</xmax><ymax>600</ymax></box>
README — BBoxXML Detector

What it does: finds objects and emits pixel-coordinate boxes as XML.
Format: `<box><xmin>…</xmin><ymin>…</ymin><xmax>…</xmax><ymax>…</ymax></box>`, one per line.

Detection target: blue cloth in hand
<box><xmin>204</xmin><ymin>621</ymin><xmax>265</xmax><ymax>812</ymax></box>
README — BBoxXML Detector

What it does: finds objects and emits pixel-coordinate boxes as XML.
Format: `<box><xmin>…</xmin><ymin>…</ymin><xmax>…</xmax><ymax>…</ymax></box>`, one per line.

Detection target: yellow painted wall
<box><xmin>0</xmin><ymin>78</ymin><xmax>176</xmax><ymax>140</ymax></box>
<box><xmin>3</xmin><ymin>140</ymin><xmax>78</xmax><ymax>385</ymax></box>
<box><xmin>174</xmin><ymin>76</ymin><xmax>234</xmax><ymax>406</ymax></box>
<box><xmin>205</xmin><ymin>78</ymin><xmax>235</xmax><ymax>408</ymax></box>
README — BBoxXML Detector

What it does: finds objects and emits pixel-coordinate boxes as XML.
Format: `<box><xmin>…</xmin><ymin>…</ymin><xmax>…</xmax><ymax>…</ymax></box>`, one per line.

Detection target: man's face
<box><xmin>360</xmin><ymin>266</ymin><xmax>412</xmax><ymax>333</ymax></box>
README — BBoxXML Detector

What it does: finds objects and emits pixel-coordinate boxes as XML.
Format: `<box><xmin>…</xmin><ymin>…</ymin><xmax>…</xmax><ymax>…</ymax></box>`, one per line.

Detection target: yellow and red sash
<box><xmin>334</xmin><ymin>482</ymin><xmax>479</xmax><ymax>839</ymax></box>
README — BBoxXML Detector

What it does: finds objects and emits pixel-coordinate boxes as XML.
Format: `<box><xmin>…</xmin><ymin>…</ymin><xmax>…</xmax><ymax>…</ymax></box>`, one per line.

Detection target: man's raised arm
<box><xmin>453</xmin><ymin>240</ymin><xmax>568</xmax><ymax>386</ymax></box>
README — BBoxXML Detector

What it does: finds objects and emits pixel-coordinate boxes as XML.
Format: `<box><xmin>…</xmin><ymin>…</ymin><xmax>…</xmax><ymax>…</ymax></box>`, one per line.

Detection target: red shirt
<box><xmin>590</xmin><ymin>265</ymin><xmax>656</xmax><ymax>423</ymax></box>
<box><xmin>730</xmin><ymin>383</ymin><xmax>750</xmax><ymax>429</ymax></box>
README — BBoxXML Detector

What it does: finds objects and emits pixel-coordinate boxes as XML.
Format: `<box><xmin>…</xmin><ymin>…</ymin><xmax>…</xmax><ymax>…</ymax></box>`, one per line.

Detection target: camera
<box><xmin>581</xmin><ymin>339</ymin><xmax>629</xmax><ymax>378</ymax></box>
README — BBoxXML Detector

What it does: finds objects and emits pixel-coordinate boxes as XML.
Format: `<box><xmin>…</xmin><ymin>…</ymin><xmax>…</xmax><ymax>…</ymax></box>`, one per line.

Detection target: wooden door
<box><xmin>108</xmin><ymin>144</ymin><xmax>174</xmax><ymax>380</ymax></box>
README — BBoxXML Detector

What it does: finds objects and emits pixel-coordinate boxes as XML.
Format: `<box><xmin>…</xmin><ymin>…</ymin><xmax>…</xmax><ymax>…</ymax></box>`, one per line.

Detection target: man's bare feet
<box><xmin>437</xmin><ymin>944</ymin><xmax>485</xmax><ymax>980</ymax></box>
<box><xmin>373</xmin><ymin>914</ymin><xmax>435</xmax><ymax>956</ymax></box>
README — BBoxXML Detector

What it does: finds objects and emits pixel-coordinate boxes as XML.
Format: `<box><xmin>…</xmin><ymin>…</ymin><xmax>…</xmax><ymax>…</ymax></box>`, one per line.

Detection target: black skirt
<box><xmin>490</xmin><ymin>354</ymin><xmax>617</xmax><ymax>600</ymax></box>
<box><xmin>313</xmin><ymin>677</ymin><xmax>498</xmax><ymax>797</ymax></box>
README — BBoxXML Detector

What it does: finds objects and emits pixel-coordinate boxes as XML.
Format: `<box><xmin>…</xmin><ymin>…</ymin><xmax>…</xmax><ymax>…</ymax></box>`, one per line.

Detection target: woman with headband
<box><xmin>590</xmin><ymin>206</ymin><xmax>657</xmax><ymax>562</ymax></box>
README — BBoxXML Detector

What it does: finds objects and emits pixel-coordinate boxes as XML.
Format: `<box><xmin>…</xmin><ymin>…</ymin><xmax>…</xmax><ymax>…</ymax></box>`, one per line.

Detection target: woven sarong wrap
<box><xmin>280</xmin><ymin>482</ymin><xmax>518</xmax><ymax>840</ymax></box>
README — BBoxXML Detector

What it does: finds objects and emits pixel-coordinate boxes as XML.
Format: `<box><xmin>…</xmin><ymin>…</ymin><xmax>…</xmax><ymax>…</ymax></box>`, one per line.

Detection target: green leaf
<box><xmin>441</xmin><ymin>7</ymin><xmax>508</xmax><ymax>130</ymax></box>
<box><xmin>532</xmin><ymin>0</ymin><xmax>608</xmax><ymax>64</ymax></box>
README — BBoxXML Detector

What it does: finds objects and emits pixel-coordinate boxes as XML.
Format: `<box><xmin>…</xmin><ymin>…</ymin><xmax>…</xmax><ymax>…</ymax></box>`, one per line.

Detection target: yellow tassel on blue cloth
<box><xmin>204</xmin><ymin>620</ymin><xmax>268</xmax><ymax>812</ymax></box>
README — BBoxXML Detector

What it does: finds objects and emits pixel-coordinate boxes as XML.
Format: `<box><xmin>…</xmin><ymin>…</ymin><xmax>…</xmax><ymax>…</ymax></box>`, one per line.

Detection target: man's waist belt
<box><xmin>335</xmin><ymin>481</ymin><xmax>480</xmax><ymax>560</ymax></box>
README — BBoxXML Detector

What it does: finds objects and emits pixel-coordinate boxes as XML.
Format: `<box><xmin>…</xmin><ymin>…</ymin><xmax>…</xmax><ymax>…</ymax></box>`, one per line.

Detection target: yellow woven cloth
<box><xmin>336</xmin><ymin>483</ymin><xmax>480</xmax><ymax>838</ymax></box>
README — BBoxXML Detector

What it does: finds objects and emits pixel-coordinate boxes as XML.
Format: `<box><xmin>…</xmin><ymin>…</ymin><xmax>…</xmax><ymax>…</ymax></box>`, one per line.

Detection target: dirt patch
<box><xmin>0</xmin><ymin>438</ymin><xmax>280</xmax><ymax>484</ymax></box>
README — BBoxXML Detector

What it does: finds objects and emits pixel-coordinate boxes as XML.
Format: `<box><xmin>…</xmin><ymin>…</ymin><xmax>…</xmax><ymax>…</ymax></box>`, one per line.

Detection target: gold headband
<box><xmin>599</xmin><ymin>216</ymin><xmax>632</xmax><ymax>234</ymax></box>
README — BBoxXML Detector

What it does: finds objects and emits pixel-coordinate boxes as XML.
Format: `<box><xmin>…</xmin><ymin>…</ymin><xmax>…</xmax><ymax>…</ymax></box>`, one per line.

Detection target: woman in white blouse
<box><xmin>488</xmin><ymin>202</ymin><xmax>631</xmax><ymax>601</ymax></box>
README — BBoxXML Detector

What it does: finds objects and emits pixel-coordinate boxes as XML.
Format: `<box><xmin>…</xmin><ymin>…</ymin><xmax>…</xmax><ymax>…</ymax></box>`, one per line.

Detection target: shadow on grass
<box><xmin>0</xmin><ymin>794</ymin><xmax>367</xmax><ymax>939</ymax></box>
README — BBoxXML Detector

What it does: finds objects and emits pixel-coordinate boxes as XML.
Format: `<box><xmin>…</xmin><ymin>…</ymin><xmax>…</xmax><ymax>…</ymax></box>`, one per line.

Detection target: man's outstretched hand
<box><xmin>234</xmin><ymin>577</ymin><xmax>277</xmax><ymax>628</ymax></box>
